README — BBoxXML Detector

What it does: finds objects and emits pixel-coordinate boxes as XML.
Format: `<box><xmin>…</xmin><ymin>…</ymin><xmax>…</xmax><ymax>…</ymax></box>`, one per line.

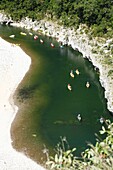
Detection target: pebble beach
<box><xmin>0</xmin><ymin>37</ymin><xmax>45</xmax><ymax>170</ymax></box>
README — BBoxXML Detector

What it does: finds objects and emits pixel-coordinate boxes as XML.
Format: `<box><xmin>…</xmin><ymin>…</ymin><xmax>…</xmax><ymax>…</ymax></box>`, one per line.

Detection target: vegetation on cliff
<box><xmin>0</xmin><ymin>0</ymin><xmax>113</xmax><ymax>36</ymax></box>
<box><xmin>45</xmin><ymin>120</ymin><xmax>113</xmax><ymax>170</ymax></box>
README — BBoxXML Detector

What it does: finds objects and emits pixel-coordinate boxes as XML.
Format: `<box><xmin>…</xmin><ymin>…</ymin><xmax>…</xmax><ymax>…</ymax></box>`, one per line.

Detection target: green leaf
<box><xmin>65</xmin><ymin>150</ymin><xmax>71</xmax><ymax>155</ymax></box>
<box><xmin>46</xmin><ymin>161</ymin><xmax>54</xmax><ymax>165</ymax></box>
<box><xmin>72</xmin><ymin>148</ymin><xmax>76</xmax><ymax>152</ymax></box>
<box><xmin>55</xmin><ymin>154</ymin><xmax>58</xmax><ymax>163</ymax></box>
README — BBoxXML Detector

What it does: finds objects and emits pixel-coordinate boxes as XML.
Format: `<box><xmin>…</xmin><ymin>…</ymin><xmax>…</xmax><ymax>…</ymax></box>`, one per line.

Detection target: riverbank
<box><xmin>0</xmin><ymin>37</ymin><xmax>45</xmax><ymax>170</ymax></box>
<box><xmin>8</xmin><ymin>17</ymin><xmax>113</xmax><ymax>113</ymax></box>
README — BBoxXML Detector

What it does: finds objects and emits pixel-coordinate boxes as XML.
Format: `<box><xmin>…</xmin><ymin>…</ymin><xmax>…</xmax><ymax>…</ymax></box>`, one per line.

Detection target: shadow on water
<box><xmin>0</xmin><ymin>24</ymin><xmax>113</xmax><ymax>164</ymax></box>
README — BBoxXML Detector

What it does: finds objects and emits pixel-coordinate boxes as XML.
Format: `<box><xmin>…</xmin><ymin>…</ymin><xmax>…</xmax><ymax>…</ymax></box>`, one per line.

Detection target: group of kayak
<box><xmin>67</xmin><ymin>69</ymin><xmax>90</xmax><ymax>91</ymax></box>
<box><xmin>76</xmin><ymin>113</ymin><xmax>105</xmax><ymax>125</ymax></box>
<box><xmin>9</xmin><ymin>31</ymin><xmax>65</xmax><ymax>49</ymax></box>
<box><xmin>68</xmin><ymin>70</ymin><xmax>105</xmax><ymax>125</ymax></box>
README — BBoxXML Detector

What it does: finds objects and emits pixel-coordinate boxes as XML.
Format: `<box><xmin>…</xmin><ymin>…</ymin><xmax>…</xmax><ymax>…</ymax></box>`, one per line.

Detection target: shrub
<box><xmin>45</xmin><ymin>120</ymin><xmax>113</xmax><ymax>170</ymax></box>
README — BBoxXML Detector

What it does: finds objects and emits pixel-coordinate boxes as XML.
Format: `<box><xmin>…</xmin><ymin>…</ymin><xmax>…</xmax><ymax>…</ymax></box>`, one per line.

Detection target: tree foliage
<box><xmin>0</xmin><ymin>0</ymin><xmax>113</xmax><ymax>35</ymax></box>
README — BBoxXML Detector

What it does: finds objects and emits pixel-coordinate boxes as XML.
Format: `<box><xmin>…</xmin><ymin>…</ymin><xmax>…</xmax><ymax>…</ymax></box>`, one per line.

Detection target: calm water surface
<box><xmin>0</xmin><ymin>24</ymin><xmax>113</xmax><ymax>164</ymax></box>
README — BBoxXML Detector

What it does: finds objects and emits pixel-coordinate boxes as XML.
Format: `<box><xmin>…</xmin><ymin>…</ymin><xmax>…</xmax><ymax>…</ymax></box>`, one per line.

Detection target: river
<box><xmin>0</xmin><ymin>24</ymin><xmax>113</xmax><ymax>165</ymax></box>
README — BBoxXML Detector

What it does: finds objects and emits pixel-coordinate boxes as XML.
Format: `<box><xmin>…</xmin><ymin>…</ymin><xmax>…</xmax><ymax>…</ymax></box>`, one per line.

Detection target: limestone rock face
<box><xmin>0</xmin><ymin>13</ymin><xmax>13</xmax><ymax>24</ymax></box>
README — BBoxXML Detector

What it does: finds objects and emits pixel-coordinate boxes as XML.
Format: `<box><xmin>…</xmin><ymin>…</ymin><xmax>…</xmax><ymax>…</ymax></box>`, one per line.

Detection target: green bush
<box><xmin>45</xmin><ymin>120</ymin><xmax>113</xmax><ymax>170</ymax></box>
<box><xmin>0</xmin><ymin>0</ymin><xmax>113</xmax><ymax>36</ymax></box>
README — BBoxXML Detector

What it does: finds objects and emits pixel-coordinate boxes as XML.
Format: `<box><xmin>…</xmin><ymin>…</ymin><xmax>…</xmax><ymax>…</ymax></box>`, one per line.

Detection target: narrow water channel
<box><xmin>0</xmin><ymin>24</ymin><xmax>112</xmax><ymax>164</ymax></box>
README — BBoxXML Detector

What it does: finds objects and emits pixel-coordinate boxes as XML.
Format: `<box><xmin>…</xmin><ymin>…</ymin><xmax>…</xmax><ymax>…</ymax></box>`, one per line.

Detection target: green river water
<box><xmin>0</xmin><ymin>24</ymin><xmax>113</xmax><ymax>164</ymax></box>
